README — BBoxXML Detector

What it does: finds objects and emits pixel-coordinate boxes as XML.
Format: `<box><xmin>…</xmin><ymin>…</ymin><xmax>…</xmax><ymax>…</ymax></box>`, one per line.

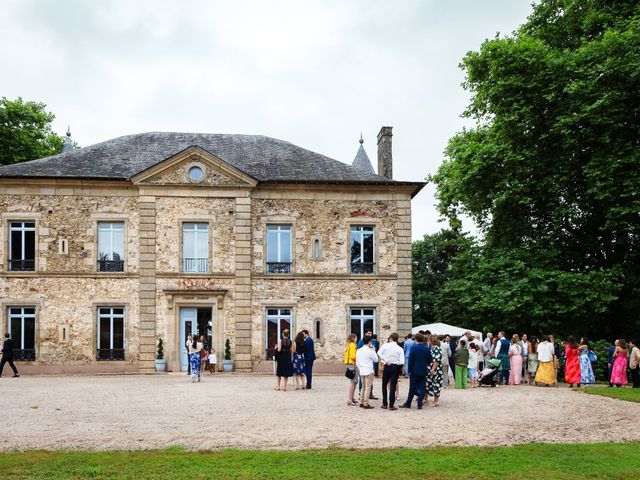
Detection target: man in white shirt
<box><xmin>378</xmin><ymin>332</ymin><xmax>405</xmax><ymax>410</ymax></box>
<box><xmin>483</xmin><ymin>333</ymin><xmax>494</xmax><ymax>359</ymax></box>
<box><xmin>356</xmin><ymin>336</ymin><xmax>379</xmax><ymax>409</ymax></box>
<box><xmin>534</xmin><ymin>336</ymin><xmax>556</xmax><ymax>386</ymax></box>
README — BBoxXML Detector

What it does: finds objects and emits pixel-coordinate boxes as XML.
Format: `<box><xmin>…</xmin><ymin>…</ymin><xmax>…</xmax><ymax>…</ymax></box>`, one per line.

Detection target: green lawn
<box><xmin>580</xmin><ymin>386</ymin><xmax>640</xmax><ymax>403</ymax></box>
<box><xmin>1</xmin><ymin>444</ymin><xmax>639</xmax><ymax>479</ymax></box>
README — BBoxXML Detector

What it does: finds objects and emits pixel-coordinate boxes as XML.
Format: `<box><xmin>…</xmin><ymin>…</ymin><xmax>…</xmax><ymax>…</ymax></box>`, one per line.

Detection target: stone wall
<box><xmin>251</xmin><ymin>199</ymin><xmax>398</xmax><ymax>275</ymax></box>
<box><xmin>250</xmin><ymin>278</ymin><xmax>397</xmax><ymax>362</ymax></box>
<box><xmin>0</xmin><ymin>277</ymin><xmax>140</xmax><ymax>364</ymax></box>
<box><xmin>0</xmin><ymin>194</ymin><xmax>139</xmax><ymax>274</ymax></box>
<box><xmin>155</xmin><ymin>197</ymin><xmax>236</xmax><ymax>274</ymax></box>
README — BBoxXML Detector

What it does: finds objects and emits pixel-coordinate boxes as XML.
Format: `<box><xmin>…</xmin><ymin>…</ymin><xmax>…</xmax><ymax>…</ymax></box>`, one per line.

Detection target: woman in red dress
<box><xmin>564</xmin><ymin>335</ymin><xmax>581</xmax><ymax>387</ymax></box>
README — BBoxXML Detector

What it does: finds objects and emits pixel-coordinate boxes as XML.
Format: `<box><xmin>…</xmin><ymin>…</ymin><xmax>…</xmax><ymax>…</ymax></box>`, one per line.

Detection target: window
<box><xmin>97</xmin><ymin>307</ymin><xmax>125</xmax><ymax>360</ymax></box>
<box><xmin>188</xmin><ymin>165</ymin><xmax>204</xmax><ymax>182</ymax></box>
<box><xmin>7</xmin><ymin>307</ymin><xmax>36</xmax><ymax>360</ymax></box>
<box><xmin>266</xmin><ymin>224</ymin><xmax>292</xmax><ymax>273</ymax></box>
<box><xmin>311</xmin><ymin>237</ymin><xmax>322</xmax><ymax>260</ymax></box>
<box><xmin>349</xmin><ymin>307</ymin><xmax>376</xmax><ymax>340</ymax></box>
<box><xmin>97</xmin><ymin>222</ymin><xmax>125</xmax><ymax>272</ymax></box>
<box><xmin>265</xmin><ymin>308</ymin><xmax>292</xmax><ymax>359</ymax></box>
<box><xmin>8</xmin><ymin>221</ymin><xmax>35</xmax><ymax>271</ymax></box>
<box><xmin>350</xmin><ymin>225</ymin><xmax>375</xmax><ymax>274</ymax></box>
<box><xmin>182</xmin><ymin>223</ymin><xmax>209</xmax><ymax>273</ymax></box>
<box><xmin>314</xmin><ymin>318</ymin><xmax>322</xmax><ymax>341</ymax></box>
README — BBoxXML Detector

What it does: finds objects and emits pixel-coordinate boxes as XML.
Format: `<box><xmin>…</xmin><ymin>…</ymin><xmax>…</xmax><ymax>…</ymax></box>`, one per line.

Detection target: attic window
<box><xmin>187</xmin><ymin>165</ymin><xmax>204</xmax><ymax>182</ymax></box>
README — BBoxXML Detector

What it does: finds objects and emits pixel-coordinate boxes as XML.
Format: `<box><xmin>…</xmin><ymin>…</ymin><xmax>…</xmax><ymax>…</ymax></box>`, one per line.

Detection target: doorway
<box><xmin>179</xmin><ymin>307</ymin><xmax>213</xmax><ymax>372</ymax></box>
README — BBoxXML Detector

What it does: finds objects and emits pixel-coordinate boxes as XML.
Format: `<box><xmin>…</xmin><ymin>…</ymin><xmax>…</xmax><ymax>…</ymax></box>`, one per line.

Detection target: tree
<box><xmin>0</xmin><ymin>97</ymin><xmax>65</xmax><ymax>166</ymax></box>
<box><xmin>429</xmin><ymin>0</ymin><xmax>640</xmax><ymax>338</ymax></box>
<box><xmin>411</xmin><ymin>228</ymin><xmax>473</xmax><ymax>326</ymax></box>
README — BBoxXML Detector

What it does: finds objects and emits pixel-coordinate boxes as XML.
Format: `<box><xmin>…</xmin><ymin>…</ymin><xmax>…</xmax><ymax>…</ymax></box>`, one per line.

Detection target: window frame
<box><xmin>349</xmin><ymin>224</ymin><xmax>376</xmax><ymax>274</ymax></box>
<box><xmin>181</xmin><ymin>222</ymin><xmax>210</xmax><ymax>273</ymax></box>
<box><xmin>265</xmin><ymin>224</ymin><xmax>293</xmax><ymax>274</ymax></box>
<box><xmin>97</xmin><ymin>221</ymin><xmax>126</xmax><ymax>272</ymax></box>
<box><xmin>7</xmin><ymin>306</ymin><xmax>37</xmax><ymax>361</ymax></box>
<box><xmin>96</xmin><ymin>306</ymin><xmax>126</xmax><ymax>361</ymax></box>
<box><xmin>265</xmin><ymin>307</ymin><xmax>293</xmax><ymax>359</ymax></box>
<box><xmin>8</xmin><ymin>220</ymin><xmax>36</xmax><ymax>272</ymax></box>
<box><xmin>348</xmin><ymin>307</ymin><xmax>377</xmax><ymax>340</ymax></box>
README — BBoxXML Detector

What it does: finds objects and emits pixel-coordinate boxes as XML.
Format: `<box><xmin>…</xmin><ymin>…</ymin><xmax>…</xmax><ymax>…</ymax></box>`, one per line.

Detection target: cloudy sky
<box><xmin>1</xmin><ymin>0</ymin><xmax>532</xmax><ymax>239</ymax></box>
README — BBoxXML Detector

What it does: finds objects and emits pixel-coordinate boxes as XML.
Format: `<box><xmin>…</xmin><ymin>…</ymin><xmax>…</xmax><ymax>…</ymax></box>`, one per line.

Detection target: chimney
<box><xmin>377</xmin><ymin>126</ymin><xmax>393</xmax><ymax>179</ymax></box>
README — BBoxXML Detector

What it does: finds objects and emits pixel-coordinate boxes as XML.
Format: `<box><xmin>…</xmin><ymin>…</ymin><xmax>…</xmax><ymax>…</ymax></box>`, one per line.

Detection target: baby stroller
<box><xmin>479</xmin><ymin>359</ymin><xmax>500</xmax><ymax>387</ymax></box>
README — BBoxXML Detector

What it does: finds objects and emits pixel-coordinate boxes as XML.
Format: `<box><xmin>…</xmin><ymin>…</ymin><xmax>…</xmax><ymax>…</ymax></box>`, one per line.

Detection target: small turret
<box><xmin>351</xmin><ymin>133</ymin><xmax>375</xmax><ymax>174</ymax></box>
<box><xmin>62</xmin><ymin>126</ymin><xmax>73</xmax><ymax>153</ymax></box>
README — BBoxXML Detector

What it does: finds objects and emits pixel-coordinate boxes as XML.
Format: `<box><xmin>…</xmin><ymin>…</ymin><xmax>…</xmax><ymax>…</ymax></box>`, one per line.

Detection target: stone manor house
<box><xmin>0</xmin><ymin>127</ymin><xmax>423</xmax><ymax>373</ymax></box>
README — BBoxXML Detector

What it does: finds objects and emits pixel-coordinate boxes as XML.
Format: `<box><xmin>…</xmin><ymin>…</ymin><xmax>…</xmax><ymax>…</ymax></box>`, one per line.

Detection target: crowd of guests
<box><xmin>337</xmin><ymin>329</ymin><xmax>640</xmax><ymax>410</ymax></box>
<box><xmin>272</xmin><ymin>329</ymin><xmax>316</xmax><ymax>391</ymax></box>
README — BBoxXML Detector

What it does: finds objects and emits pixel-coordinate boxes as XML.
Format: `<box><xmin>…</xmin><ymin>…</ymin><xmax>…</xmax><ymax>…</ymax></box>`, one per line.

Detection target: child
<box><xmin>208</xmin><ymin>348</ymin><xmax>217</xmax><ymax>374</ymax></box>
<box><xmin>468</xmin><ymin>343</ymin><xmax>479</xmax><ymax>388</ymax></box>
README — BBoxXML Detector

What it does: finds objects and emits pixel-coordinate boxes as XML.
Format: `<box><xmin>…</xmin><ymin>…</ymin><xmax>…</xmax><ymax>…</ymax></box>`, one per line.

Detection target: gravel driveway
<box><xmin>1</xmin><ymin>374</ymin><xmax>639</xmax><ymax>451</ymax></box>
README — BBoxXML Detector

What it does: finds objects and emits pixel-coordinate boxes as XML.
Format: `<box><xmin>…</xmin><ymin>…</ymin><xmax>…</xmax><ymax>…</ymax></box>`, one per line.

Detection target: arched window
<box><xmin>311</xmin><ymin>236</ymin><xmax>322</xmax><ymax>260</ymax></box>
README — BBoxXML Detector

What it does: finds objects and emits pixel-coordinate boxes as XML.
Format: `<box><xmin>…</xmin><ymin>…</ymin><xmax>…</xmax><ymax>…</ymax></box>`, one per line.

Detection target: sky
<box><xmin>1</xmin><ymin>0</ymin><xmax>533</xmax><ymax>240</ymax></box>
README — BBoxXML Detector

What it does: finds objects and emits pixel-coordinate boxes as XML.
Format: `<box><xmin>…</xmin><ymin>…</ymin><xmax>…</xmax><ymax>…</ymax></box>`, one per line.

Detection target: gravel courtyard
<box><xmin>1</xmin><ymin>374</ymin><xmax>639</xmax><ymax>451</ymax></box>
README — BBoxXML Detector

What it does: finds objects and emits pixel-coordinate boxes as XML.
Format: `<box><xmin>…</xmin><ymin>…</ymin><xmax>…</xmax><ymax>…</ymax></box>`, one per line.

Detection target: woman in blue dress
<box><xmin>189</xmin><ymin>337</ymin><xmax>203</xmax><ymax>383</ymax></box>
<box><xmin>579</xmin><ymin>337</ymin><xmax>595</xmax><ymax>386</ymax></box>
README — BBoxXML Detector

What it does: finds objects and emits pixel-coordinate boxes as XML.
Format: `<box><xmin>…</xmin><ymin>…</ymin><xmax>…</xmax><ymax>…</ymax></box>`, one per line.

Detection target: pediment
<box><xmin>132</xmin><ymin>146</ymin><xmax>257</xmax><ymax>187</ymax></box>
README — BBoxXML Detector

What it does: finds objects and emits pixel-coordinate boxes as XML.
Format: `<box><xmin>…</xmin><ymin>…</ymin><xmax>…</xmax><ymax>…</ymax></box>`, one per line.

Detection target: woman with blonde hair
<box><xmin>508</xmin><ymin>334</ymin><xmax>523</xmax><ymax>385</ymax></box>
<box><xmin>426</xmin><ymin>335</ymin><xmax>444</xmax><ymax>406</ymax></box>
<box><xmin>344</xmin><ymin>333</ymin><xmax>359</xmax><ymax>406</ymax></box>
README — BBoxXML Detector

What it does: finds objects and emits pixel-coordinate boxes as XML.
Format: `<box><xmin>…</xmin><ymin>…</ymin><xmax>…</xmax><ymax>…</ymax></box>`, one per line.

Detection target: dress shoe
<box><xmin>369</xmin><ymin>395</ymin><xmax>379</xmax><ymax>400</ymax></box>
<box><xmin>381</xmin><ymin>405</ymin><xmax>388</xmax><ymax>409</ymax></box>
<box><xmin>389</xmin><ymin>406</ymin><xmax>398</xmax><ymax>411</ymax></box>
<box><xmin>362</xmin><ymin>404</ymin><xmax>374</xmax><ymax>409</ymax></box>
<box><xmin>399</xmin><ymin>404</ymin><xmax>410</xmax><ymax>409</ymax></box>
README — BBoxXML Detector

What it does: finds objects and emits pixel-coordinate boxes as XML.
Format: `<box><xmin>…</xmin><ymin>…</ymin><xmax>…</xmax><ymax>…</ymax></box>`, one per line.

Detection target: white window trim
<box><xmin>7</xmin><ymin>306</ymin><xmax>36</xmax><ymax>350</ymax></box>
<box><xmin>96</xmin><ymin>306</ymin><xmax>126</xmax><ymax>356</ymax></box>
<box><xmin>349</xmin><ymin>307</ymin><xmax>377</xmax><ymax>338</ymax></box>
<box><xmin>182</xmin><ymin>222</ymin><xmax>210</xmax><ymax>273</ymax></box>
<box><xmin>8</xmin><ymin>220</ymin><xmax>36</xmax><ymax>271</ymax></box>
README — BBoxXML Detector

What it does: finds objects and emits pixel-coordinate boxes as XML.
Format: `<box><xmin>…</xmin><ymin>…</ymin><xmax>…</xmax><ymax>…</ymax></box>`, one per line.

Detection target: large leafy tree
<box><xmin>0</xmin><ymin>97</ymin><xmax>65</xmax><ymax>166</ymax></box>
<box><xmin>429</xmin><ymin>0</ymin><xmax>640</xmax><ymax>338</ymax></box>
<box><xmin>412</xmin><ymin>228</ymin><xmax>473</xmax><ymax>326</ymax></box>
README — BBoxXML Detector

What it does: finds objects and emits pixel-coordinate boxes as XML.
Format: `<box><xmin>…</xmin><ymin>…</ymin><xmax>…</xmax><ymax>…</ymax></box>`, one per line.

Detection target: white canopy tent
<box><xmin>411</xmin><ymin>322</ymin><xmax>482</xmax><ymax>341</ymax></box>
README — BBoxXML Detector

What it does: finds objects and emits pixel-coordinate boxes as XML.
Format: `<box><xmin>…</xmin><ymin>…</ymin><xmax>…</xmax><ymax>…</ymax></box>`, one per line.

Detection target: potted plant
<box><xmin>223</xmin><ymin>338</ymin><xmax>233</xmax><ymax>372</ymax></box>
<box><xmin>155</xmin><ymin>338</ymin><xmax>166</xmax><ymax>372</ymax></box>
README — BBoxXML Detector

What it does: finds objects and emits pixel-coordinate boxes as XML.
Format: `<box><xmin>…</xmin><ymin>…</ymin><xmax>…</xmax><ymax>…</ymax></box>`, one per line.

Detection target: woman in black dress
<box><xmin>275</xmin><ymin>329</ymin><xmax>294</xmax><ymax>391</ymax></box>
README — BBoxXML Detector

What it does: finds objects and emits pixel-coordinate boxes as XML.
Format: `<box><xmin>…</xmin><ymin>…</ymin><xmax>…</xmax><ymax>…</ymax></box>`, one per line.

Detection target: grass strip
<box><xmin>1</xmin><ymin>443</ymin><xmax>639</xmax><ymax>479</ymax></box>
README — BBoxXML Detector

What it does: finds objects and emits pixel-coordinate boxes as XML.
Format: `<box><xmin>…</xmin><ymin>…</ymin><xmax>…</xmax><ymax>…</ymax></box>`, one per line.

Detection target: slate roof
<box><xmin>351</xmin><ymin>139</ymin><xmax>375</xmax><ymax>175</ymax></box>
<box><xmin>0</xmin><ymin>132</ymin><xmax>424</xmax><ymax>193</ymax></box>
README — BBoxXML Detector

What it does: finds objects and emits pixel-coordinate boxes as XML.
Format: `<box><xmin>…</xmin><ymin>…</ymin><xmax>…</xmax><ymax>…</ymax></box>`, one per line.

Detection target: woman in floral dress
<box><xmin>292</xmin><ymin>331</ymin><xmax>307</xmax><ymax>390</ymax></box>
<box><xmin>426</xmin><ymin>335</ymin><xmax>444</xmax><ymax>407</ymax></box>
<box><xmin>564</xmin><ymin>336</ymin><xmax>581</xmax><ymax>387</ymax></box>
<box><xmin>578</xmin><ymin>337</ymin><xmax>595</xmax><ymax>386</ymax></box>
<box><xmin>610</xmin><ymin>339</ymin><xmax>629</xmax><ymax>387</ymax></box>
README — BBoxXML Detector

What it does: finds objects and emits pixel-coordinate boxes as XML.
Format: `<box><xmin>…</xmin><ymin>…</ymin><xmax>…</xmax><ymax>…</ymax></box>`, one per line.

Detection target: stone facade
<box><xmin>0</xmin><ymin>142</ymin><xmax>420</xmax><ymax>374</ymax></box>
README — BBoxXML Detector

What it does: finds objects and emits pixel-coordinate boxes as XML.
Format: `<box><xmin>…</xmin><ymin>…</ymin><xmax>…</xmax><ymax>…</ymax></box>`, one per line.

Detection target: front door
<box><xmin>179</xmin><ymin>307</ymin><xmax>197</xmax><ymax>372</ymax></box>
<box><xmin>179</xmin><ymin>306</ymin><xmax>214</xmax><ymax>372</ymax></box>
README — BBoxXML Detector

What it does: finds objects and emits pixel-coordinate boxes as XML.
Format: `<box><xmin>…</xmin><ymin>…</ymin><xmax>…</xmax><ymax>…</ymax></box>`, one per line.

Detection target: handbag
<box><xmin>588</xmin><ymin>350</ymin><xmax>598</xmax><ymax>362</ymax></box>
<box><xmin>344</xmin><ymin>366</ymin><xmax>356</xmax><ymax>379</ymax></box>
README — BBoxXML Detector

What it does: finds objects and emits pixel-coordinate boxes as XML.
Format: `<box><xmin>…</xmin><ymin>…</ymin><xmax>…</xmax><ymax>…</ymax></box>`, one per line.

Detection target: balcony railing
<box><xmin>96</xmin><ymin>349</ymin><xmax>125</xmax><ymax>361</ymax></box>
<box><xmin>97</xmin><ymin>259</ymin><xmax>125</xmax><ymax>272</ymax></box>
<box><xmin>8</xmin><ymin>259</ymin><xmax>35</xmax><ymax>272</ymax></box>
<box><xmin>13</xmin><ymin>349</ymin><xmax>36</xmax><ymax>361</ymax></box>
<box><xmin>266</xmin><ymin>262</ymin><xmax>292</xmax><ymax>274</ymax></box>
<box><xmin>183</xmin><ymin>258</ymin><xmax>209</xmax><ymax>273</ymax></box>
<box><xmin>350</xmin><ymin>262</ymin><xmax>376</xmax><ymax>274</ymax></box>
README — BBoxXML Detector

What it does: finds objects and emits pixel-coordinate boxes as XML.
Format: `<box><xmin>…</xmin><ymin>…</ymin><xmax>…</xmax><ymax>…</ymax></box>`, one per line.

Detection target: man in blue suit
<box><xmin>303</xmin><ymin>329</ymin><xmax>316</xmax><ymax>389</ymax></box>
<box><xmin>400</xmin><ymin>332</ymin><xmax>432</xmax><ymax>410</ymax></box>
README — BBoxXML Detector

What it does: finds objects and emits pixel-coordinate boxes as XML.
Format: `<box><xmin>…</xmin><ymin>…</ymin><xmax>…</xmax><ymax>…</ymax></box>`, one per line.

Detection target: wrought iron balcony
<box><xmin>183</xmin><ymin>258</ymin><xmax>209</xmax><ymax>273</ymax></box>
<box><xmin>12</xmin><ymin>349</ymin><xmax>35</xmax><ymax>361</ymax></box>
<box><xmin>97</xmin><ymin>259</ymin><xmax>125</xmax><ymax>272</ymax></box>
<box><xmin>350</xmin><ymin>262</ymin><xmax>376</xmax><ymax>274</ymax></box>
<box><xmin>96</xmin><ymin>349</ymin><xmax>125</xmax><ymax>361</ymax></box>
<box><xmin>8</xmin><ymin>259</ymin><xmax>35</xmax><ymax>271</ymax></box>
<box><xmin>266</xmin><ymin>262</ymin><xmax>292</xmax><ymax>274</ymax></box>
